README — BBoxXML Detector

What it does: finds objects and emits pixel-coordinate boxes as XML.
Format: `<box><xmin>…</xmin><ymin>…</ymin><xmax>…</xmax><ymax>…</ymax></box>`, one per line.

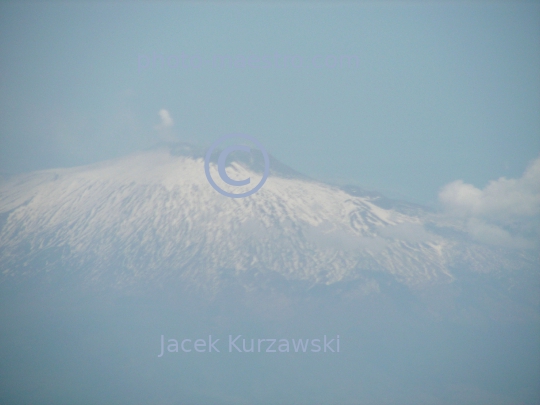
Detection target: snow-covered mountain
<box><xmin>0</xmin><ymin>143</ymin><xmax>536</xmax><ymax>296</ymax></box>
<box><xmin>1</xmin><ymin>143</ymin><xmax>539</xmax><ymax>405</ymax></box>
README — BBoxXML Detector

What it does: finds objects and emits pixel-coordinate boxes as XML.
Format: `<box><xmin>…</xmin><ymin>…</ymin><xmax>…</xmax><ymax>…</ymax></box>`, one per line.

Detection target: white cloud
<box><xmin>465</xmin><ymin>218</ymin><xmax>534</xmax><ymax>250</ymax></box>
<box><xmin>440</xmin><ymin>157</ymin><xmax>540</xmax><ymax>219</ymax></box>
<box><xmin>156</xmin><ymin>109</ymin><xmax>174</xmax><ymax>129</ymax></box>
<box><xmin>438</xmin><ymin>156</ymin><xmax>540</xmax><ymax>249</ymax></box>
<box><xmin>159</xmin><ymin>109</ymin><xmax>173</xmax><ymax>128</ymax></box>
<box><xmin>154</xmin><ymin>109</ymin><xmax>176</xmax><ymax>141</ymax></box>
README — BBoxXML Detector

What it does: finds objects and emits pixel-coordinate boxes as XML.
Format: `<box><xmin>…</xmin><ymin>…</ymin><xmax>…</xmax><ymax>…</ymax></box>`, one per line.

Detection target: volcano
<box><xmin>1</xmin><ymin>143</ymin><xmax>535</xmax><ymax>294</ymax></box>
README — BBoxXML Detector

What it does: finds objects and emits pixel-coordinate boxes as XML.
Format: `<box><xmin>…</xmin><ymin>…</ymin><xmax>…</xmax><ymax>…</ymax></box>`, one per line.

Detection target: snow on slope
<box><xmin>0</xmin><ymin>147</ymin><xmax>529</xmax><ymax>291</ymax></box>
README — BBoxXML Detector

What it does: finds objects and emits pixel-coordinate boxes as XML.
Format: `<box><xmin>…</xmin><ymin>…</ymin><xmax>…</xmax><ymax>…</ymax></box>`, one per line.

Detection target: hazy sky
<box><xmin>0</xmin><ymin>1</ymin><xmax>539</xmax><ymax>205</ymax></box>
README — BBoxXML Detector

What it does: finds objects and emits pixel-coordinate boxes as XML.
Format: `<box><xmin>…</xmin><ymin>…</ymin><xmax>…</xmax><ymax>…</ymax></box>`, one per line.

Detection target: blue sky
<box><xmin>0</xmin><ymin>1</ymin><xmax>539</xmax><ymax>205</ymax></box>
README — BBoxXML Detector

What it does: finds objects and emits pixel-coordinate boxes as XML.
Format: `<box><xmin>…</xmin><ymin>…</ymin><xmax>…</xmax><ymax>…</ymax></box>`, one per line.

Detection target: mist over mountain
<box><xmin>0</xmin><ymin>143</ymin><xmax>539</xmax><ymax>405</ymax></box>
